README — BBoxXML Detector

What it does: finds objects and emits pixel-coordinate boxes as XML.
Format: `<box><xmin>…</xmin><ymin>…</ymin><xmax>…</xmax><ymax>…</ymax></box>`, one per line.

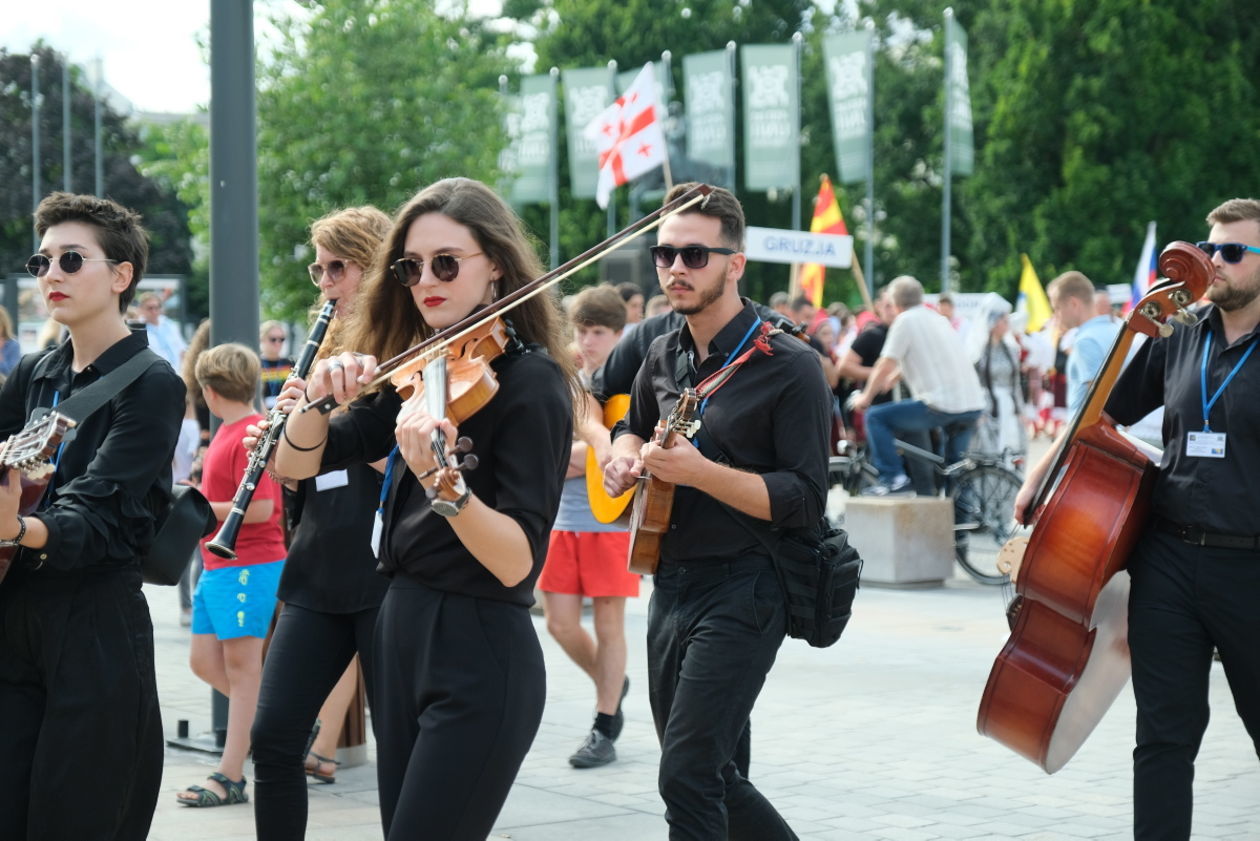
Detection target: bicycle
<box><xmin>828</xmin><ymin>436</ymin><xmax>1025</xmax><ymax>585</ymax></box>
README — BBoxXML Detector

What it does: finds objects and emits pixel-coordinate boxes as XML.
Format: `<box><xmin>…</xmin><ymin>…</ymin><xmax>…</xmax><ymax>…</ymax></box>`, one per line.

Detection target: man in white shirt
<box><xmin>851</xmin><ymin>276</ymin><xmax>986</xmax><ymax>494</ymax></box>
<box><xmin>137</xmin><ymin>291</ymin><xmax>186</xmax><ymax>369</ymax></box>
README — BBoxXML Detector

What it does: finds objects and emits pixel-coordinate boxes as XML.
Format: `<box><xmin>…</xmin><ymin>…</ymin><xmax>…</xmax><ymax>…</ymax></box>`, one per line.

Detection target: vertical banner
<box><xmin>562</xmin><ymin>67</ymin><xmax>613</xmax><ymax>200</ymax></box>
<box><xmin>684</xmin><ymin>49</ymin><xmax>736</xmax><ymax>187</ymax></box>
<box><xmin>497</xmin><ymin>92</ymin><xmax>522</xmax><ymax>197</ymax></box>
<box><xmin>512</xmin><ymin>73</ymin><xmax>556</xmax><ymax>205</ymax></box>
<box><xmin>741</xmin><ymin>44</ymin><xmax>800</xmax><ymax>191</ymax></box>
<box><xmin>946</xmin><ymin>16</ymin><xmax>974</xmax><ymax>176</ymax></box>
<box><xmin>823</xmin><ymin>31</ymin><xmax>872</xmax><ymax>185</ymax></box>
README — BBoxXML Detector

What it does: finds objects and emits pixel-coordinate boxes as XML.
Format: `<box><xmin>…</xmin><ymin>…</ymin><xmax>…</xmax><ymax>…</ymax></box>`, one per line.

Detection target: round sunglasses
<box><xmin>26</xmin><ymin>250</ymin><xmax>120</xmax><ymax>278</ymax></box>
<box><xmin>649</xmin><ymin>245</ymin><xmax>737</xmax><ymax>269</ymax></box>
<box><xmin>390</xmin><ymin>252</ymin><xmax>484</xmax><ymax>287</ymax></box>
<box><xmin>308</xmin><ymin>259</ymin><xmax>350</xmax><ymax>285</ymax></box>
<box><xmin>1196</xmin><ymin>241</ymin><xmax>1260</xmax><ymax>264</ymax></box>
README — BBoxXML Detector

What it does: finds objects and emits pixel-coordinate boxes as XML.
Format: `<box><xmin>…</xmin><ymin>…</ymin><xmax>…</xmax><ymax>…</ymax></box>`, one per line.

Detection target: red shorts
<box><xmin>539</xmin><ymin>530</ymin><xmax>639</xmax><ymax>598</ymax></box>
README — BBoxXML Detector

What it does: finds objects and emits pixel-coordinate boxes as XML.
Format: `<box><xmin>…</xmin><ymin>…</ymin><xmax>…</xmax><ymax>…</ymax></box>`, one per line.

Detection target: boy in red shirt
<box><xmin>178</xmin><ymin>342</ymin><xmax>287</xmax><ymax>807</ymax></box>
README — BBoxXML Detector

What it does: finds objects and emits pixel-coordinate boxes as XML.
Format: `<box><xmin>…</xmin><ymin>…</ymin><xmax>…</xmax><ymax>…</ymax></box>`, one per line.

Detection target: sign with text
<box><xmin>823</xmin><ymin>31</ymin><xmax>872</xmax><ymax>184</ymax></box>
<box><xmin>562</xmin><ymin>66</ymin><xmax>613</xmax><ymax>199</ymax></box>
<box><xmin>512</xmin><ymin>73</ymin><xmax>556</xmax><ymax>205</ymax></box>
<box><xmin>741</xmin><ymin>44</ymin><xmax>799</xmax><ymax>191</ymax></box>
<box><xmin>683</xmin><ymin>49</ymin><xmax>735</xmax><ymax>178</ymax></box>
<box><xmin>745</xmin><ymin>227</ymin><xmax>854</xmax><ymax>267</ymax></box>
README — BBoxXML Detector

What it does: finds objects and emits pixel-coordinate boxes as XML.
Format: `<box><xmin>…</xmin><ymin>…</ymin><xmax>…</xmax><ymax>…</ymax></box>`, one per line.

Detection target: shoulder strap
<box><xmin>45</xmin><ymin>348</ymin><xmax>166</xmax><ymax>425</ymax></box>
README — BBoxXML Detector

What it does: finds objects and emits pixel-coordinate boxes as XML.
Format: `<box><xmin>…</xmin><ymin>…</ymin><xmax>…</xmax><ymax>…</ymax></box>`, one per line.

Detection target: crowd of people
<box><xmin>1</xmin><ymin>183</ymin><xmax>1256</xmax><ymax>841</ymax></box>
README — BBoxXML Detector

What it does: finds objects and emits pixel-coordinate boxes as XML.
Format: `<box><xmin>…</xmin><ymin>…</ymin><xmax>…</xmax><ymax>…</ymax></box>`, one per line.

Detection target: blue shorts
<box><xmin>191</xmin><ymin>560</ymin><xmax>285</xmax><ymax>640</ymax></box>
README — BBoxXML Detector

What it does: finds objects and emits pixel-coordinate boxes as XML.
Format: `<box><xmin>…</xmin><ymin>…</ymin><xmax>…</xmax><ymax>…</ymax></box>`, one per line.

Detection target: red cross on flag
<box><xmin>584</xmin><ymin>63</ymin><xmax>667</xmax><ymax>209</ymax></box>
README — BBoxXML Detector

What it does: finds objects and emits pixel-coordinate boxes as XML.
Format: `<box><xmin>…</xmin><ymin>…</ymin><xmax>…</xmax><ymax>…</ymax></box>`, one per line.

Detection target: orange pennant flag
<box><xmin>799</xmin><ymin>174</ymin><xmax>848</xmax><ymax>309</ymax></box>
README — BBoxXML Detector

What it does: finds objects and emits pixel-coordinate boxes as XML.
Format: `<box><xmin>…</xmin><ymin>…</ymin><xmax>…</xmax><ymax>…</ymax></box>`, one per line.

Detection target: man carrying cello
<box><xmin>1014</xmin><ymin>198</ymin><xmax>1260</xmax><ymax>841</ymax></box>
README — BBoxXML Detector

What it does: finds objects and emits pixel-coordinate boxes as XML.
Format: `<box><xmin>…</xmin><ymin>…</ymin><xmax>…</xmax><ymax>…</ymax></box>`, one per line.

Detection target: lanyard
<box><xmin>378</xmin><ymin>445</ymin><xmax>400</xmax><ymax>516</ymax></box>
<box><xmin>1199</xmin><ymin>330</ymin><xmax>1257</xmax><ymax>432</ymax></box>
<box><xmin>697</xmin><ymin>318</ymin><xmax>762</xmax><ymax>419</ymax></box>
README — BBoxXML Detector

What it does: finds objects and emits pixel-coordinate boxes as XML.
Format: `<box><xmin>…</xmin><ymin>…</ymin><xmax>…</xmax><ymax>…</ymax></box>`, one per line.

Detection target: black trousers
<box><xmin>1129</xmin><ymin>531</ymin><xmax>1260</xmax><ymax>841</ymax></box>
<box><xmin>252</xmin><ymin>601</ymin><xmax>380</xmax><ymax>841</ymax></box>
<box><xmin>0</xmin><ymin>566</ymin><xmax>163</xmax><ymax>841</ymax></box>
<box><xmin>648</xmin><ymin>554</ymin><xmax>798</xmax><ymax>841</ymax></box>
<box><xmin>373</xmin><ymin>579</ymin><xmax>545</xmax><ymax>840</ymax></box>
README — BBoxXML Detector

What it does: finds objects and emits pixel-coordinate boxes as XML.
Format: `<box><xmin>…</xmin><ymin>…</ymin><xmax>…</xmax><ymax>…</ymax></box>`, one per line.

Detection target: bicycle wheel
<box><xmin>952</xmin><ymin>463</ymin><xmax>1023</xmax><ymax>584</ymax></box>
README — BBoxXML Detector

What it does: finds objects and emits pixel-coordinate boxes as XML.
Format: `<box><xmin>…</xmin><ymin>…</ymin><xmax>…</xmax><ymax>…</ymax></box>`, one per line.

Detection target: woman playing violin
<box><xmin>276</xmin><ymin>177</ymin><xmax>578</xmax><ymax>840</ymax></box>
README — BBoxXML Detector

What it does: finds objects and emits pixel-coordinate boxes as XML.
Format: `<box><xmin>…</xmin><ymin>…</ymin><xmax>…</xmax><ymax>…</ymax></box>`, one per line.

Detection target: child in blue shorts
<box><xmin>177</xmin><ymin>343</ymin><xmax>288</xmax><ymax>807</ymax></box>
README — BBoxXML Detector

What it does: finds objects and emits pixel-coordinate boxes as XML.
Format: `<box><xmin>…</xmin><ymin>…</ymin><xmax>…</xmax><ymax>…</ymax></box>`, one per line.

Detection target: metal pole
<box><xmin>31</xmin><ymin>53</ymin><xmax>41</xmax><ymax>251</ymax></box>
<box><xmin>791</xmin><ymin>33</ymin><xmax>803</xmax><ymax>235</ymax></box>
<box><xmin>94</xmin><ymin>57</ymin><xmax>103</xmax><ymax>196</ymax></box>
<box><xmin>63</xmin><ymin>58</ymin><xmax>72</xmax><ymax>192</ymax></box>
<box><xmin>941</xmin><ymin>8</ymin><xmax>954</xmax><ymax>294</ymax></box>
<box><xmin>726</xmin><ymin>41</ymin><xmax>737</xmax><ymax>190</ymax></box>
<box><xmin>548</xmin><ymin>66</ymin><xmax>560</xmax><ymax>270</ymax></box>
<box><xmin>606</xmin><ymin>60</ymin><xmax>617</xmax><ymax>239</ymax></box>
<box><xmin>864</xmin><ymin>20</ymin><xmax>876</xmax><ymax>294</ymax></box>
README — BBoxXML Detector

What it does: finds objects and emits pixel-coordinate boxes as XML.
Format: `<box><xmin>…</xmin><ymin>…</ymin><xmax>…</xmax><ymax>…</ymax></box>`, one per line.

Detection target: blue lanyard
<box><xmin>1199</xmin><ymin>330</ymin><xmax>1257</xmax><ymax>432</ymax></box>
<box><xmin>697</xmin><ymin>318</ymin><xmax>761</xmax><ymax>419</ymax></box>
<box><xmin>378</xmin><ymin>445</ymin><xmax>400</xmax><ymax>515</ymax></box>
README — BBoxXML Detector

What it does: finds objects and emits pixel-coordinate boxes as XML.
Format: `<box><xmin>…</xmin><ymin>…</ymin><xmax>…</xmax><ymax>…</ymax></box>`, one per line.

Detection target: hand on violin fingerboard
<box><xmin>396</xmin><ymin>400</ymin><xmax>458</xmax><ymax>483</ymax></box>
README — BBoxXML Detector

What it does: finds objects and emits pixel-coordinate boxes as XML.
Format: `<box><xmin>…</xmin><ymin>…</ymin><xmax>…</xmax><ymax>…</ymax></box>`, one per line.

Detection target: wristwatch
<box><xmin>430</xmin><ymin>486</ymin><xmax>473</xmax><ymax>518</ymax></box>
<box><xmin>0</xmin><ymin>516</ymin><xmax>26</xmax><ymax>548</ymax></box>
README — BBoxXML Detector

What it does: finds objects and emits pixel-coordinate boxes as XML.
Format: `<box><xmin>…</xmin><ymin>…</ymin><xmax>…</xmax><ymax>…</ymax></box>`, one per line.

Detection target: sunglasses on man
<box><xmin>1196</xmin><ymin>241</ymin><xmax>1260</xmax><ymax>264</ymax></box>
<box><xmin>390</xmin><ymin>252</ymin><xmax>484</xmax><ymax>287</ymax></box>
<box><xmin>26</xmin><ymin>250</ymin><xmax>120</xmax><ymax>278</ymax></box>
<box><xmin>649</xmin><ymin>245</ymin><xmax>737</xmax><ymax>270</ymax></box>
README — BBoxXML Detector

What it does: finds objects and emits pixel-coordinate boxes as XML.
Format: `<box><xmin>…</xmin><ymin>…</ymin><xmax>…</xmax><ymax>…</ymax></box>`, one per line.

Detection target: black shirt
<box><xmin>1106</xmin><ymin>304</ymin><xmax>1260</xmax><ymax>535</ymax></box>
<box><xmin>0</xmin><ymin>330</ymin><xmax>185</xmax><ymax>570</ymax></box>
<box><xmin>280</xmin><ymin>460</ymin><xmax>389</xmax><ymax>613</ymax></box>
<box><xmin>616</xmin><ymin>300</ymin><xmax>832</xmax><ymax>564</ymax></box>
<box><xmin>848</xmin><ymin>322</ymin><xmax>893</xmax><ymax>404</ymax></box>
<box><xmin>321</xmin><ymin>348</ymin><xmax>572</xmax><ymax>605</ymax></box>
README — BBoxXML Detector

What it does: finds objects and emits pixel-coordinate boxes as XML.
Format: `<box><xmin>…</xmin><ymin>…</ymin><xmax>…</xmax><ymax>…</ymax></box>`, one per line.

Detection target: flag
<box><xmin>1015</xmin><ymin>253</ymin><xmax>1052</xmax><ymax>333</ymax></box>
<box><xmin>1128</xmin><ymin>221</ymin><xmax>1157</xmax><ymax>310</ymax></box>
<box><xmin>798</xmin><ymin>175</ymin><xmax>849</xmax><ymax>308</ymax></box>
<box><xmin>584</xmin><ymin>63</ymin><xmax>667</xmax><ymax>209</ymax></box>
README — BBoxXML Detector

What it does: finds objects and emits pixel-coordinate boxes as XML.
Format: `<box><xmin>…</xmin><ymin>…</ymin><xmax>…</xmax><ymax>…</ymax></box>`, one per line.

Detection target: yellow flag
<box><xmin>1016</xmin><ymin>253</ymin><xmax>1052</xmax><ymax>333</ymax></box>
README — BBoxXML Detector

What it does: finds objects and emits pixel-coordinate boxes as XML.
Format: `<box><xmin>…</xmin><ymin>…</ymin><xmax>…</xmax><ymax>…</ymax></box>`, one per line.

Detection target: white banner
<box><xmin>745</xmin><ymin>226</ymin><xmax>854</xmax><ymax>267</ymax></box>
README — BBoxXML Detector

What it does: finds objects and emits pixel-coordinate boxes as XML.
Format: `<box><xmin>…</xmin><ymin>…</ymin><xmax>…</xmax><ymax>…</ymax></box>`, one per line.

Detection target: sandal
<box><xmin>304</xmin><ymin>751</ymin><xmax>340</xmax><ymax>784</ymax></box>
<box><xmin>176</xmin><ymin>772</ymin><xmax>248</xmax><ymax>807</ymax></box>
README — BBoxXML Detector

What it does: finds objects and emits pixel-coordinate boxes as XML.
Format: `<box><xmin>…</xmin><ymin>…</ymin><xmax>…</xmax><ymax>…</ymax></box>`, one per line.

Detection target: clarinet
<box><xmin>206</xmin><ymin>299</ymin><xmax>338</xmax><ymax>559</ymax></box>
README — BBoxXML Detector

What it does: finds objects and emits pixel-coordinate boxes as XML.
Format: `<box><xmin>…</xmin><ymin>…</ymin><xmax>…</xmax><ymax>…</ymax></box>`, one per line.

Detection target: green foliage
<box><xmin>255</xmin><ymin>0</ymin><xmax>515</xmax><ymax>320</ymax></box>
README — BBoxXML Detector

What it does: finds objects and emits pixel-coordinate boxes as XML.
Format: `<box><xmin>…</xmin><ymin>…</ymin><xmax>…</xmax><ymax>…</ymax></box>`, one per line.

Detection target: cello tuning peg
<box><xmin>1173</xmin><ymin>309</ymin><xmax>1198</xmax><ymax>326</ymax></box>
<box><xmin>460</xmin><ymin>454</ymin><xmax>479</xmax><ymax>472</ymax></box>
<box><xmin>454</xmin><ymin>436</ymin><xmax>474</xmax><ymax>454</ymax></box>
<box><xmin>1158</xmin><ymin>322</ymin><xmax>1175</xmax><ymax>338</ymax></box>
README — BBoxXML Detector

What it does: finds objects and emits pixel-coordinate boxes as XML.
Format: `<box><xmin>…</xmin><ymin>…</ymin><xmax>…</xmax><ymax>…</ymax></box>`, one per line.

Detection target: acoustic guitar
<box><xmin>626</xmin><ymin>390</ymin><xmax>700</xmax><ymax>575</ymax></box>
<box><xmin>0</xmin><ymin>411</ymin><xmax>77</xmax><ymax>585</ymax></box>
<box><xmin>586</xmin><ymin>393</ymin><xmax>635</xmax><ymax>524</ymax></box>
<box><xmin>976</xmin><ymin>242</ymin><xmax>1211</xmax><ymax>773</ymax></box>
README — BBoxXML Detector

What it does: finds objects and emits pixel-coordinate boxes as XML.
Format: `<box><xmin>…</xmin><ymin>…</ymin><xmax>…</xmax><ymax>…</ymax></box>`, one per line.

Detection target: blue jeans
<box><xmin>864</xmin><ymin>400</ymin><xmax>981</xmax><ymax>482</ymax></box>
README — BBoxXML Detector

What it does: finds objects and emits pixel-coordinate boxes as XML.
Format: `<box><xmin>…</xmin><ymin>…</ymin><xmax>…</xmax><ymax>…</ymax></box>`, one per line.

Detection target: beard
<box><xmin>669</xmin><ymin>277</ymin><xmax>726</xmax><ymax>316</ymax></box>
<box><xmin>1208</xmin><ymin>263</ymin><xmax>1260</xmax><ymax>312</ymax></box>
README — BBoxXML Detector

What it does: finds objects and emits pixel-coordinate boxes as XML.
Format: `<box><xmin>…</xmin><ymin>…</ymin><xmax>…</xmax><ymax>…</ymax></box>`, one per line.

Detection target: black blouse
<box><xmin>321</xmin><ymin>348</ymin><xmax>572</xmax><ymax>606</ymax></box>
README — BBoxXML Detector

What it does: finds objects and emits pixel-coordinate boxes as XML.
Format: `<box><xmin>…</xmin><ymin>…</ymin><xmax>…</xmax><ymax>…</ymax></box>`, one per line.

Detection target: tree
<box><xmin>0</xmin><ymin>46</ymin><xmax>193</xmax><ymax>305</ymax></box>
<box><xmin>255</xmin><ymin>0</ymin><xmax>516</xmax><ymax>319</ymax></box>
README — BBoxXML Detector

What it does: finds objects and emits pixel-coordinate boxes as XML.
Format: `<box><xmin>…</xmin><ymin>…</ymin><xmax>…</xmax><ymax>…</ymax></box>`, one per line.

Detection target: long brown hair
<box><xmin>308</xmin><ymin>205</ymin><xmax>392</xmax><ymax>359</ymax></box>
<box><xmin>341</xmin><ymin>177</ymin><xmax>579</xmax><ymax>403</ymax></box>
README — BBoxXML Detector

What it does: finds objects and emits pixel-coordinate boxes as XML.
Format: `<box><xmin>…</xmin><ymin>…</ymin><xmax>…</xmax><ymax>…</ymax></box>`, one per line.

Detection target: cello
<box><xmin>976</xmin><ymin>241</ymin><xmax>1212</xmax><ymax>774</ymax></box>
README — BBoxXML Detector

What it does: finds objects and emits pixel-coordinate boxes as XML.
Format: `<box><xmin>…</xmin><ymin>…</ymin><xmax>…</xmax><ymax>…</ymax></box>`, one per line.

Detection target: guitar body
<box><xmin>626</xmin><ymin>474</ymin><xmax>676</xmax><ymax>575</ymax></box>
<box><xmin>587</xmin><ymin>394</ymin><xmax>635</xmax><ymax>524</ymax></box>
<box><xmin>0</xmin><ymin>411</ymin><xmax>77</xmax><ymax>586</ymax></box>
<box><xmin>978</xmin><ymin>415</ymin><xmax>1156</xmax><ymax>773</ymax></box>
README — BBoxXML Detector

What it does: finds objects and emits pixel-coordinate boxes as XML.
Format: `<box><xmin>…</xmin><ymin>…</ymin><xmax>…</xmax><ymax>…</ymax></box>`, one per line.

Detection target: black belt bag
<box><xmin>1154</xmin><ymin>517</ymin><xmax>1260</xmax><ymax>550</ymax></box>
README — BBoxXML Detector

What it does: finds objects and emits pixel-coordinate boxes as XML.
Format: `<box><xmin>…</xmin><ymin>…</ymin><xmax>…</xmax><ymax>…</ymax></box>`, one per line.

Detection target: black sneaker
<box><xmin>609</xmin><ymin>676</ymin><xmax>630</xmax><ymax>741</ymax></box>
<box><xmin>569</xmin><ymin>729</ymin><xmax>616</xmax><ymax>768</ymax></box>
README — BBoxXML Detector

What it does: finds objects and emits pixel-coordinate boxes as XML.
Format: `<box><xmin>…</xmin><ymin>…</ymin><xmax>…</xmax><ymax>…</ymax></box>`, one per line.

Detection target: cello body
<box><xmin>976</xmin><ymin>242</ymin><xmax>1213</xmax><ymax>773</ymax></box>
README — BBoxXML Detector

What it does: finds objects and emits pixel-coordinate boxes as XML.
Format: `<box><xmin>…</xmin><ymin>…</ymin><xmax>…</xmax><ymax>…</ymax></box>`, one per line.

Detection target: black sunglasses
<box><xmin>26</xmin><ymin>250</ymin><xmax>120</xmax><ymax>278</ymax></box>
<box><xmin>308</xmin><ymin>259</ymin><xmax>348</xmax><ymax>285</ymax></box>
<box><xmin>390</xmin><ymin>252</ymin><xmax>484</xmax><ymax>287</ymax></box>
<box><xmin>650</xmin><ymin>245</ymin><xmax>737</xmax><ymax>270</ymax></box>
<box><xmin>1196</xmin><ymin>241</ymin><xmax>1260</xmax><ymax>264</ymax></box>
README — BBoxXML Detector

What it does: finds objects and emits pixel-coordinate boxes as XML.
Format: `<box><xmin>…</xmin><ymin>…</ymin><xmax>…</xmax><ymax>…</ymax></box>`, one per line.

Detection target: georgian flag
<box><xmin>584</xmin><ymin>63</ymin><xmax>667</xmax><ymax>209</ymax></box>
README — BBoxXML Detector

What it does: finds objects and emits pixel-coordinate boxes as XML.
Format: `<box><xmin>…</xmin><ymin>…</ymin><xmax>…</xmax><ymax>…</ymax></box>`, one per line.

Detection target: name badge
<box><xmin>315</xmin><ymin>469</ymin><xmax>350</xmax><ymax>491</ymax></box>
<box><xmin>370</xmin><ymin>510</ymin><xmax>383</xmax><ymax>558</ymax></box>
<box><xmin>1186</xmin><ymin>431</ymin><xmax>1226</xmax><ymax>458</ymax></box>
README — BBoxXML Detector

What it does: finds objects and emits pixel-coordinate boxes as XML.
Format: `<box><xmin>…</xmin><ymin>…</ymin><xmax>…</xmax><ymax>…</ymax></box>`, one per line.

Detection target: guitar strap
<box><xmin>28</xmin><ymin>347</ymin><xmax>167</xmax><ymax>435</ymax></box>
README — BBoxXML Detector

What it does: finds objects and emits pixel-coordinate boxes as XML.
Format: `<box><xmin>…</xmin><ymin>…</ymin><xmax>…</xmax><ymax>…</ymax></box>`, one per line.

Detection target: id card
<box><xmin>370</xmin><ymin>510</ymin><xmax>384</xmax><ymax>557</ymax></box>
<box><xmin>315</xmin><ymin>468</ymin><xmax>349</xmax><ymax>491</ymax></box>
<box><xmin>1186</xmin><ymin>431</ymin><xmax>1226</xmax><ymax>458</ymax></box>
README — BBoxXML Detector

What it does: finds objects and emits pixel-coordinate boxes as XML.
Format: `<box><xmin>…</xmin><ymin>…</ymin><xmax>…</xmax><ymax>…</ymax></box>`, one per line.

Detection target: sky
<box><xmin>4</xmin><ymin>1</ymin><xmax>508</xmax><ymax>115</ymax></box>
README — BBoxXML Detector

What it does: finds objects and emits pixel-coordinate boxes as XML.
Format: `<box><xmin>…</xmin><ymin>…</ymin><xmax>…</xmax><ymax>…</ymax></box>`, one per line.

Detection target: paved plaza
<box><xmin>147</xmin><ymin>560</ymin><xmax>1257</xmax><ymax>841</ymax></box>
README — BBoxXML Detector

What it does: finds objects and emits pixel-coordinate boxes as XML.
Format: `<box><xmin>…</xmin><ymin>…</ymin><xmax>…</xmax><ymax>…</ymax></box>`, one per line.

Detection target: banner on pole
<box><xmin>741</xmin><ymin>44</ymin><xmax>800</xmax><ymax>191</ymax></box>
<box><xmin>823</xmin><ymin>31</ymin><xmax>872</xmax><ymax>185</ymax></box>
<box><xmin>799</xmin><ymin>175</ymin><xmax>850</xmax><ymax>308</ymax></box>
<box><xmin>498</xmin><ymin>92</ymin><xmax>522</xmax><ymax>198</ymax></box>
<box><xmin>512</xmin><ymin>73</ymin><xmax>556</xmax><ymax>205</ymax></box>
<box><xmin>563</xmin><ymin>67</ymin><xmax>614</xmax><ymax>199</ymax></box>
<box><xmin>946</xmin><ymin>17</ymin><xmax>974</xmax><ymax>176</ymax></box>
<box><xmin>683</xmin><ymin>50</ymin><xmax>735</xmax><ymax>178</ymax></box>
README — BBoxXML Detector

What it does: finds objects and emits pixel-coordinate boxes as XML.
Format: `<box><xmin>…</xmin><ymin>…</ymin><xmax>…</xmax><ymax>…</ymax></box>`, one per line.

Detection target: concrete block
<box><xmin>844</xmin><ymin>497</ymin><xmax>954</xmax><ymax>587</ymax></box>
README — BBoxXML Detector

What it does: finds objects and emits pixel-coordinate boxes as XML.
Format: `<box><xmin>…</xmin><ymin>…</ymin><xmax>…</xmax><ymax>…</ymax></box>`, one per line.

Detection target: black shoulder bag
<box><xmin>30</xmin><ymin>349</ymin><xmax>215</xmax><ymax>585</ymax></box>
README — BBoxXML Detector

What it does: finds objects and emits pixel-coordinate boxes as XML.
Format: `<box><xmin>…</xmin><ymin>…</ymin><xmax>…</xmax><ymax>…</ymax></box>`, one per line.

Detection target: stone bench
<box><xmin>844</xmin><ymin>496</ymin><xmax>954</xmax><ymax>588</ymax></box>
